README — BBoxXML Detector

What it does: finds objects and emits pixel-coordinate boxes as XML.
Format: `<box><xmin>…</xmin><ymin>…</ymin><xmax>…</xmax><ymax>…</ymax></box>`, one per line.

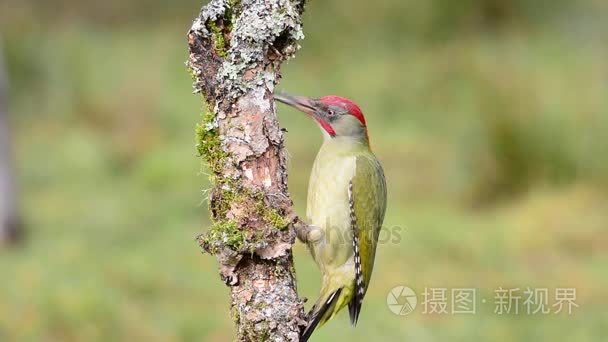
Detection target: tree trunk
<box><xmin>187</xmin><ymin>0</ymin><xmax>307</xmax><ymax>340</ymax></box>
<box><xmin>0</xmin><ymin>44</ymin><xmax>22</xmax><ymax>246</ymax></box>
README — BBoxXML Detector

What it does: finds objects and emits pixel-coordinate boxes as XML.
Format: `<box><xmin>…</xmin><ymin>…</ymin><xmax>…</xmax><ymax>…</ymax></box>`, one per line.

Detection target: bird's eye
<box><xmin>327</xmin><ymin>109</ymin><xmax>335</xmax><ymax>116</ymax></box>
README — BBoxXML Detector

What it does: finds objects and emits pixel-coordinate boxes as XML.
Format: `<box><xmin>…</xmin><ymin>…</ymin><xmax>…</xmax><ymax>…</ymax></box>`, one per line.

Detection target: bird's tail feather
<box><xmin>348</xmin><ymin>294</ymin><xmax>362</xmax><ymax>326</ymax></box>
<box><xmin>300</xmin><ymin>287</ymin><xmax>343</xmax><ymax>342</ymax></box>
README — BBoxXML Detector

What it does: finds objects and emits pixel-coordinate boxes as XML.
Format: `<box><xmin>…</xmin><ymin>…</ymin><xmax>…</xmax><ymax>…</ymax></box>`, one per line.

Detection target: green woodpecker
<box><xmin>275</xmin><ymin>92</ymin><xmax>387</xmax><ymax>341</ymax></box>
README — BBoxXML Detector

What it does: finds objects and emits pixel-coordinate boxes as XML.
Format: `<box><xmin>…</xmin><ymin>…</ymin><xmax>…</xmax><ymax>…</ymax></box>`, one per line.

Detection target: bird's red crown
<box><xmin>319</xmin><ymin>96</ymin><xmax>366</xmax><ymax>127</ymax></box>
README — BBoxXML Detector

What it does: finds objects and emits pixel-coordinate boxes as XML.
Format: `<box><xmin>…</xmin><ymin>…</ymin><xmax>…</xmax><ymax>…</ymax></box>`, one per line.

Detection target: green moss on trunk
<box><xmin>194</xmin><ymin>109</ymin><xmax>289</xmax><ymax>254</ymax></box>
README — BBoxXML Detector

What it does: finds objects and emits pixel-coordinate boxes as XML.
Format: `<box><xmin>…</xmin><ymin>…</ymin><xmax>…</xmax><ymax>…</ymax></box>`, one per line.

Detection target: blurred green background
<box><xmin>1</xmin><ymin>0</ymin><xmax>607</xmax><ymax>341</ymax></box>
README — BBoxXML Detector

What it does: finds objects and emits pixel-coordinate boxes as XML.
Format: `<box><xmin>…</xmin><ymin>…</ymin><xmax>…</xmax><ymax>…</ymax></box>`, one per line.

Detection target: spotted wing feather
<box><xmin>348</xmin><ymin>154</ymin><xmax>387</xmax><ymax>325</ymax></box>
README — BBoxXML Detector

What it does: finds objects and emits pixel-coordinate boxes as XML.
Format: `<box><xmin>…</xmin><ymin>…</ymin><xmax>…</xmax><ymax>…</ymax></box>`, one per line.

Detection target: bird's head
<box><xmin>274</xmin><ymin>92</ymin><xmax>368</xmax><ymax>143</ymax></box>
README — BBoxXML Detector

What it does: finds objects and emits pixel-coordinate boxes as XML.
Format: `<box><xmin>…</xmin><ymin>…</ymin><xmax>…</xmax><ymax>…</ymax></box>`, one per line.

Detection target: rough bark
<box><xmin>0</xmin><ymin>44</ymin><xmax>22</xmax><ymax>246</ymax></box>
<box><xmin>187</xmin><ymin>1</ymin><xmax>306</xmax><ymax>340</ymax></box>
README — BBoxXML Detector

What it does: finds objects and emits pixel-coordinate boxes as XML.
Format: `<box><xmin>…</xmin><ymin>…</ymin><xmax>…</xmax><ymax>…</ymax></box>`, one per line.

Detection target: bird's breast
<box><xmin>306</xmin><ymin>151</ymin><xmax>357</xmax><ymax>269</ymax></box>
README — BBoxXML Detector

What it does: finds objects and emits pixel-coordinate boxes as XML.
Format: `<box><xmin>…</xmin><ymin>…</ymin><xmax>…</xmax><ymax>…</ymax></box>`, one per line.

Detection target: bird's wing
<box><xmin>348</xmin><ymin>154</ymin><xmax>387</xmax><ymax>324</ymax></box>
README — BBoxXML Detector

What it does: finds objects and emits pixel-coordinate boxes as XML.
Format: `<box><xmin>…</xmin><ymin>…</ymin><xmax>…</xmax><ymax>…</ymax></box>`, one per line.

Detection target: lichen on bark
<box><xmin>187</xmin><ymin>0</ymin><xmax>307</xmax><ymax>340</ymax></box>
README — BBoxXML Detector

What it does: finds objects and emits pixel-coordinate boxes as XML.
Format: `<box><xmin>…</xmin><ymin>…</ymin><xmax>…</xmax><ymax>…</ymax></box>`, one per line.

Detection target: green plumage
<box><xmin>353</xmin><ymin>154</ymin><xmax>387</xmax><ymax>287</ymax></box>
<box><xmin>350</xmin><ymin>154</ymin><xmax>387</xmax><ymax>319</ymax></box>
<box><xmin>303</xmin><ymin>136</ymin><xmax>387</xmax><ymax>335</ymax></box>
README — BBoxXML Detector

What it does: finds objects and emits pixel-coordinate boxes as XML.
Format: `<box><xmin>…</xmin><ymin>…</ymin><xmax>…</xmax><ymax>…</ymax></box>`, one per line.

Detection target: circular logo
<box><xmin>387</xmin><ymin>286</ymin><xmax>417</xmax><ymax>315</ymax></box>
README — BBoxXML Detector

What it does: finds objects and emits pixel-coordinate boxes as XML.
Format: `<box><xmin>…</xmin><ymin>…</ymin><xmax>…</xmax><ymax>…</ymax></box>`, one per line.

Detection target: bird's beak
<box><xmin>274</xmin><ymin>91</ymin><xmax>337</xmax><ymax>137</ymax></box>
<box><xmin>274</xmin><ymin>92</ymin><xmax>317</xmax><ymax>117</ymax></box>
